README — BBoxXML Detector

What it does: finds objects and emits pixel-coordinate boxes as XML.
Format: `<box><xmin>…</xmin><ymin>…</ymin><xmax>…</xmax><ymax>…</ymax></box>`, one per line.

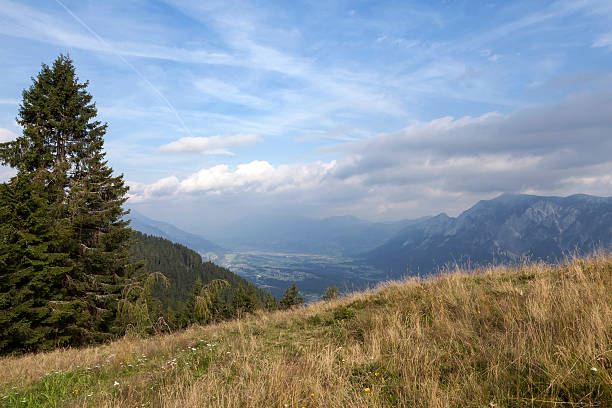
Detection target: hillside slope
<box><xmin>130</xmin><ymin>231</ymin><xmax>271</xmax><ymax>314</ymax></box>
<box><xmin>1</xmin><ymin>255</ymin><xmax>610</xmax><ymax>407</ymax></box>
<box><xmin>365</xmin><ymin>193</ymin><xmax>612</xmax><ymax>276</ymax></box>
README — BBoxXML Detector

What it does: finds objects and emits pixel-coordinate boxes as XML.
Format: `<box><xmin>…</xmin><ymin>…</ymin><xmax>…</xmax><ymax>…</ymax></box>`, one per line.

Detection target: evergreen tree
<box><xmin>0</xmin><ymin>171</ymin><xmax>78</xmax><ymax>353</ymax></box>
<box><xmin>244</xmin><ymin>285</ymin><xmax>262</xmax><ymax>312</ymax></box>
<box><xmin>231</xmin><ymin>285</ymin><xmax>248</xmax><ymax>316</ymax></box>
<box><xmin>180</xmin><ymin>279</ymin><xmax>230</xmax><ymax>326</ymax></box>
<box><xmin>279</xmin><ymin>284</ymin><xmax>304</xmax><ymax>310</ymax></box>
<box><xmin>180</xmin><ymin>279</ymin><xmax>203</xmax><ymax>327</ymax></box>
<box><xmin>263</xmin><ymin>293</ymin><xmax>279</xmax><ymax>311</ymax></box>
<box><xmin>232</xmin><ymin>284</ymin><xmax>261</xmax><ymax>316</ymax></box>
<box><xmin>0</xmin><ymin>55</ymin><xmax>136</xmax><ymax>352</ymax></box>
<box><xmin>322</xmin><ymin>286</ymin><xmax>338</xmax><ymax>301</ymax></box>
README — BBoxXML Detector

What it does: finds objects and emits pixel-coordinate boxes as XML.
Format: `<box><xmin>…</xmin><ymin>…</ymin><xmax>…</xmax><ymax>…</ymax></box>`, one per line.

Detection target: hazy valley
<box><xmin>129</xmin><ymin>193</ymin><xmax>612</xmax><ymax>302</ymax></box>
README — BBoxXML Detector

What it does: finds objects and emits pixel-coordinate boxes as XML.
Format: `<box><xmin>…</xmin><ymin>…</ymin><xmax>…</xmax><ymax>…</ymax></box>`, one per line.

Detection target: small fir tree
<box><xmin>280</xmin><ymin>284</ymin><xmax>304</xmax><ymax>310</ymax></box>
<box><xmin>231</xmin><ymin>285</ymin><xmax>248</xmax><ymax>316</ymax></box>
<box><xmin>322</xmin><ymin>286</ymin><xmax>339</xmax><ymax>301</ymax></box>
<box><xmin>244</xmin><ymin>285</ymin><xmax>262</xmax><ymax>312</ymax></box>
<box><xmin>263</xmin><ymin>293</ymin><xmax>279</xmax><ymax>311</ymax></box>
<box><xmin>181</xmin><ymin>279</ymin><xmax>230</xmax><ymax>326</ymax></box>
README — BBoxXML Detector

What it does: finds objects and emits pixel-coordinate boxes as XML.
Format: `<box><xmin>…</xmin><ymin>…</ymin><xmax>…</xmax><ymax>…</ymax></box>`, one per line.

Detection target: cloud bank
<box><xmin>129</xmin><ymin>91</ymin><xmax>612</xmax><ymax>220</ymax></box>
<box><xmin>128</xmin><ymin>160</ymin><xmax>336</xmax><ymax>202</ymax></box>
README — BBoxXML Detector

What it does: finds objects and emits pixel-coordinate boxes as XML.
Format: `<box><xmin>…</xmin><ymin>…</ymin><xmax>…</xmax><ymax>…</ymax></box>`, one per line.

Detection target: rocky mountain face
<box><xmin>363</xmin><ymin>194</ymin><xmax>612</xmax><ymax>277</ymax></box>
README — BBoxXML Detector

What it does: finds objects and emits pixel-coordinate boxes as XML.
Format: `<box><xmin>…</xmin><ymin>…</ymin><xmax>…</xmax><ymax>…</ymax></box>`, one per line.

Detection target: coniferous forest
<box><xmin>130</xmin><ymin>231</ymin><xmax>278</xmax><ymax>331</ymax></box>
<box><xmin>0</xmin><ymin>55</ymin><xmax>287</xmax><ymax>355</ymax></box>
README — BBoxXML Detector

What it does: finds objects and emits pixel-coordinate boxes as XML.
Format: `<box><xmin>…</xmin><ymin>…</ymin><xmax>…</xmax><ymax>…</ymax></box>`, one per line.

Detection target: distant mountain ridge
<box><xmin>364</xmin><ymin>193</ymin><xmax>612</xmax><ymax>277</ymax></box>
<box><xmin>128</xmin><ymin>210</ymin><xmax>223</xmax><ymax>256</ymax></box>
<box><xmin>206</xmin><ymin>214</ymin><xmax>426</xmax><ymax>256</ymax></box>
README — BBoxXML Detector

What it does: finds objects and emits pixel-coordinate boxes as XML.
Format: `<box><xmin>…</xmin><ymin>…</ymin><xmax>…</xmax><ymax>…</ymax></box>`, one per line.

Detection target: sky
<box><xmin>1</xmin><ymin>0</ymin><xmax>612</xmax><ymax>232</ymax></box>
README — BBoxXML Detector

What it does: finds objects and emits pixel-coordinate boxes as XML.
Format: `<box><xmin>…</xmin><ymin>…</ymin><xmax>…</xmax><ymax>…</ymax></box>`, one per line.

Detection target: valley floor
<box><xmin>1</xmin><ymin>254</ymin><xmax>611</xmax><ymax>407</ymax></box>
<box><xmin>219</xmin><ymin>250</ymin><xmax>383</xmax><ymax>301</ymax></box>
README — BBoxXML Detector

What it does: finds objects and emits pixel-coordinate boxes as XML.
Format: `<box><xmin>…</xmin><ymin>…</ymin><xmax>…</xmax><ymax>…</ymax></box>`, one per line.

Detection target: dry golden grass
<box><xmin>1</xmin><ymin>254</ymin><xmax>611</xmax><ymax>407</ymax></box>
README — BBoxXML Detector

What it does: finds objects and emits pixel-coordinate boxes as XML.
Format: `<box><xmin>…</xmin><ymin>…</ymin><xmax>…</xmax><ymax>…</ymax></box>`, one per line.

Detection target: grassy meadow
<box><xmin>1</xmin><ymin>254</ymin><xmax>610</xmax><ymax>407</ymax></box>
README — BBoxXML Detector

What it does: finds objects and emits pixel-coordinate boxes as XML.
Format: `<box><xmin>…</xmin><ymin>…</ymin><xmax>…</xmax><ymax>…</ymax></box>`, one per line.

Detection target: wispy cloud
<box><xmin>593</xmin><ymin>32</ymin><xmax>612</xmax><ymax>50</ymax></box>
<box><xmin>0</xmin><ymin>128</ymin><xmax>18</xmax><ymax>143</ymax></box>
<box><xmin>158</xmin><ymin>134</ymin><xmax>262</xmax><ymax>154</ymax></box>
<box><xmin>130</xmin><ymin>90</ymin><xmax>612</xmax><ymax>219</ymax></box>
<box><xmin>195</xmin><ymin>78</ymin><xmax>267</xmax><ymax>108</ymax></box>
<box><xmin>0</xmin><ymin>1</ymin><xmax>233</xmax><ymax>65</ymax></box>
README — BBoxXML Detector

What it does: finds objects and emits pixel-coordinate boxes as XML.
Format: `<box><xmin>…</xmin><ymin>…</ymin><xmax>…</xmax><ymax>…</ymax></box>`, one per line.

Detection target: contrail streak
<box><xmin>54</xmin><ymin>0</ymin><xmax>193</xmax><ymax>137</ymax></box>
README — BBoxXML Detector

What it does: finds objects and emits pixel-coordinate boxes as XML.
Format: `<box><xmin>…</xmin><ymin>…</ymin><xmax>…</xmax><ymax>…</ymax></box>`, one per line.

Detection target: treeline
<box><xmin>130</xmin><ymin>231</ymin><xmax>279</xmax><ymax>330</ymax></box>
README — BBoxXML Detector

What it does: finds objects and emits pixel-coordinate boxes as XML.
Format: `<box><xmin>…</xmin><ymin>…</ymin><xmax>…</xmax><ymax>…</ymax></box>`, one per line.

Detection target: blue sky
<box><xmin>1</xmin><ymin>0</ymin><xmax>612</xmax><ymax>231</ymax></box>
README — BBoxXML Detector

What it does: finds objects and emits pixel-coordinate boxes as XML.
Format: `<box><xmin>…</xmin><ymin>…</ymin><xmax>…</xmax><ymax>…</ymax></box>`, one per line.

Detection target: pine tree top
<box><xmin>0</xmin><ymin>54</ymin><xmax>106</xmax><ymax>175</ymax></box>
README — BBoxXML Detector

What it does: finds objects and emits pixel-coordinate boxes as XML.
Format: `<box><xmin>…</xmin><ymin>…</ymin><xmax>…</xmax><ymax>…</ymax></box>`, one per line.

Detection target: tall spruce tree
<box><xmin>0</xmin><ymin>55</ymin><xmax>135</xmax><ymax>352</ymax></box>
<box><xmin>0</xmin><ymin>170</ymin><xmax>77</xmax><ymax>353</ymax></box>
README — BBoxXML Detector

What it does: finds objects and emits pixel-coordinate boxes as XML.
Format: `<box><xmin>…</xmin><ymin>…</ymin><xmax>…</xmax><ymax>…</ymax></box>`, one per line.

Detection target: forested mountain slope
<box><xmin>129</xmin><ymin>231</ymin><xmax>274</xmax><ymax>318</ymax></box>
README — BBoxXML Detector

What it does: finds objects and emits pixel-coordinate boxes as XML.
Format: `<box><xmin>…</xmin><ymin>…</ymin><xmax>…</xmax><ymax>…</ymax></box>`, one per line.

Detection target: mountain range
<box><xmin>128</xmin><ymin>210</ymin><xmax>223</xmax><ymax>257</ymax></box>
<box><xmin>128</xmin><ymin>193</ymin><xmax>612</xmax><ymax>289</ymax></box>
<box><xmin>363</xmin><ymin>193</ymin><xmax>612</xmax><ymax>277</ymax></box>
<box><xmin>204</xmin><ymin>214</ymin><xmax>423</xmax><ymax>256</ymax></box>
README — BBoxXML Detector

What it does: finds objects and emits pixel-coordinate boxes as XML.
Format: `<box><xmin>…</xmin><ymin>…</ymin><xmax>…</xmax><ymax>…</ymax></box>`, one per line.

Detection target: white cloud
<box><xmin>0</xmin><ymin>128</ymin><xmax>18</xmax><ymax>182</ymax></box>
<box><xmin>376</xmin><ymin>35</ymin><xmax>420</xmax><ymax>49</ymax></box>
<box><xmin>158</xmin><ymin>134</ymin><xmax>262</xmax><ymax>154</ymax></box>
<box><xmin>0</xmin><ymin>166</ymin><xmax>16</xmax><ymax>182</ymax></box>
<box><xmin>0</xmin><ymin>128</ymin><xmax>18</xmax><ymax>143</ymax></box>
<box><xmin>128</xmin><ymin>159</ymin><xmax>336</xmax><ymax>202</ymax></box>
<box><xmin>130</xmin><ymin>90</ymin><xmax>612</xmax><ymax>220</ymax></box>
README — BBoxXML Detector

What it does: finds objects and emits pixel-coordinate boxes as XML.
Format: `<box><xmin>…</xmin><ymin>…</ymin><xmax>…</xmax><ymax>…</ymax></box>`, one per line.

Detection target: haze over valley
<box><xmin>129</xmin><ymin>192</ymin><xmax>612</xmax><ymax>301</ymax></box>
